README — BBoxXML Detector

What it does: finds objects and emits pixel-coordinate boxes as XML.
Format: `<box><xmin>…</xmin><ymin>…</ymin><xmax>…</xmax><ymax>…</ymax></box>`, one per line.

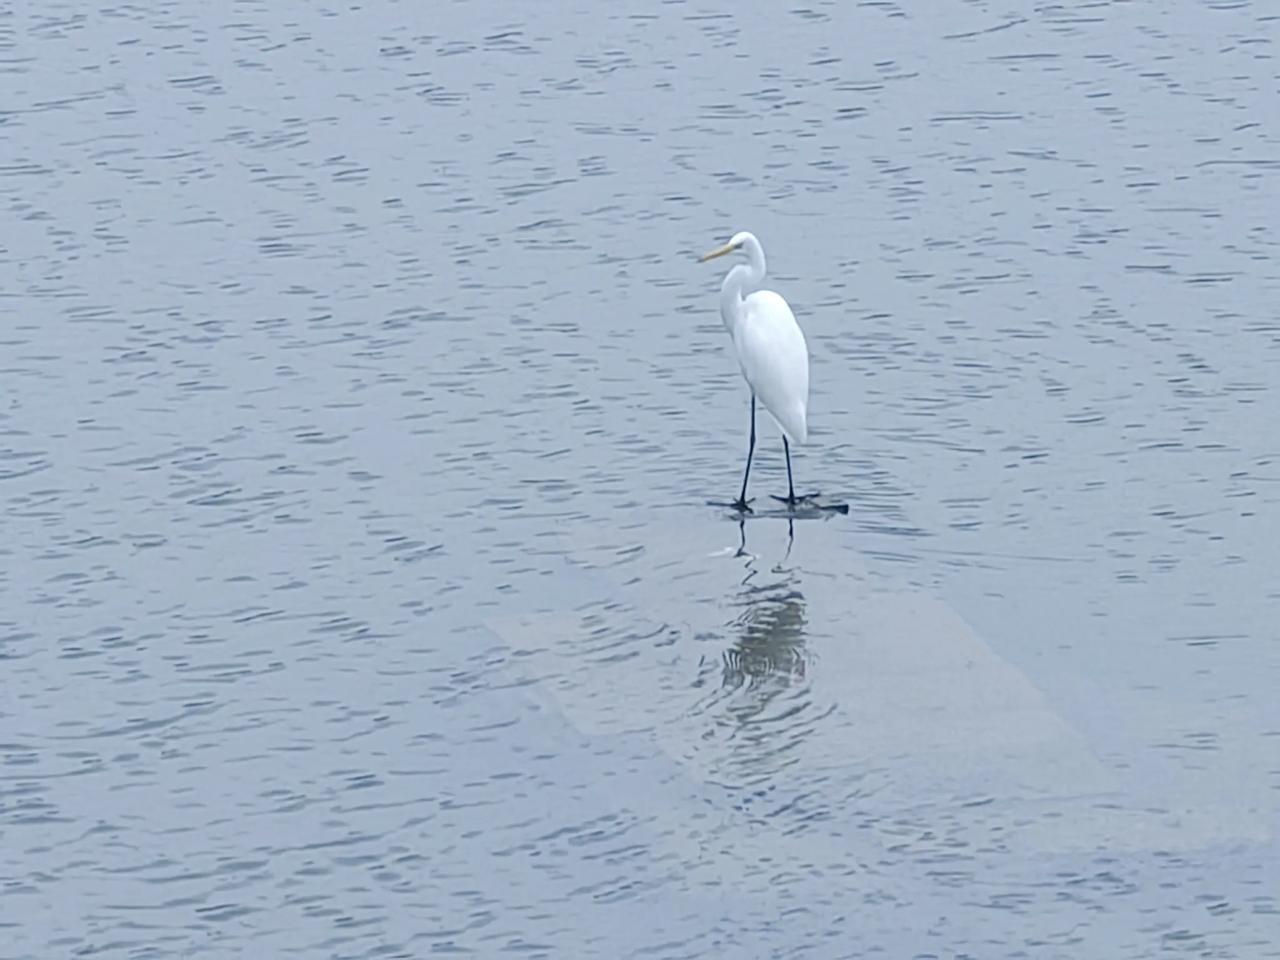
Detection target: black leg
<box><xmin>731</xmin><ymin>396</ymin><xmax>756</xmax><ymax>513</ymax></box>
<box><xmin>771</xmin><ymin>435</ymin><xmax>823</xmax><ymax>509</ymax></box>
<box><xmin>784</xmin><ymin>436</ymin><xmax>795</xmax><ymax>503</ymax></box>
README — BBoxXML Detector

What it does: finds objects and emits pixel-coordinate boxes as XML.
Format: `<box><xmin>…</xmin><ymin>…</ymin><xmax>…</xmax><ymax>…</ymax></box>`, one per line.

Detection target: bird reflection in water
<box><xmin>690</xmin><ymin>518</ymin><xmax>817</xmax><ymax>788</ymax></box>
<box><xmin>716</xmin><ymin>522</ymin><xmax>803</xmax><ymax>732</ymax></box>
<box><xmin>723</xmin><ymin>518</ymin><xmax>807</xmax><ymax>694</ymax></box>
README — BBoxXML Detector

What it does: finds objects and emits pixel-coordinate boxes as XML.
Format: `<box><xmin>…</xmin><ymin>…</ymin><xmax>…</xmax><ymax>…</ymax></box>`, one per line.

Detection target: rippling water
<box><xmin>3</xmin><ymin>2</ymin><xmax>1278</xmax><ymax>957</ymax></box>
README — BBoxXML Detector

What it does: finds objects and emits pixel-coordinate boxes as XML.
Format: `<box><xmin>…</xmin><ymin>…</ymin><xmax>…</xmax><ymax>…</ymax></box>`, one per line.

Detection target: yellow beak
<box><xmin>698</xmin><ymin>241</ymin><xmax>737</xmax><ymax>263</ymax></box>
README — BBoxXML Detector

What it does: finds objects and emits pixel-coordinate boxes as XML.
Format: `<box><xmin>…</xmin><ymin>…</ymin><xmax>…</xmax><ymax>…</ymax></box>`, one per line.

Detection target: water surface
<box><xmin>2</xmin><ymin>2</ymin><xmax>1278</xmax><ymax>956</ymax></box>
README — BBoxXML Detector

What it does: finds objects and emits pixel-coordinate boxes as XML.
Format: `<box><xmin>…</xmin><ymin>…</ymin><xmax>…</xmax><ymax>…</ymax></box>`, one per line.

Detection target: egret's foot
<box><xmin>709</xmin><ymin>497</ymin><xmax>754</xmax><ymax>514</ymax></box>
<box><xmin>770</xmin><ymin>491</ymin><xmax>822</xmax><ymax>508</ymax></box>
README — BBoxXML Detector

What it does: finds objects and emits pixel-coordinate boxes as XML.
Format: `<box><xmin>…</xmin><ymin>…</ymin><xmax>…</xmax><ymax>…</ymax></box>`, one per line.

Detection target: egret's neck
<box><xmin>719</xmin><ymin>266</ymin><xmax>749</xmax><ymax>333</ymax></box>
<box><xmin>718</xmin><ymin>242</ymin><xmax>766</xmax><ymax>334</ymax></box>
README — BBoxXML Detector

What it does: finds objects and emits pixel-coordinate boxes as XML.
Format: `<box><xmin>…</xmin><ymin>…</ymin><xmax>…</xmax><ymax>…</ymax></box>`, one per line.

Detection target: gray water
<box><xmin>3</xmin><ymin>2</ymin><xmax>1278</xmax><ymax>957</ymax></box>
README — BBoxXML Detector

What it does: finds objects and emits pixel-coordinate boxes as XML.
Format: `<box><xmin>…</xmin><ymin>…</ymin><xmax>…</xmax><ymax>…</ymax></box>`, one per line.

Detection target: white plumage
<box><xmin>732</xmin><ymin>288</ymin><xmax>809</xmax><ymax>445</ymax></box>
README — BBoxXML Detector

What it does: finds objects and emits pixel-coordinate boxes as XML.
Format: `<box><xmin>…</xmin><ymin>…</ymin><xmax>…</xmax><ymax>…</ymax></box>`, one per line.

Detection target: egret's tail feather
<box><xmin>768</xmin><ymin>405</ymin><xmax>807</xmax><ymax>446</ymax></box>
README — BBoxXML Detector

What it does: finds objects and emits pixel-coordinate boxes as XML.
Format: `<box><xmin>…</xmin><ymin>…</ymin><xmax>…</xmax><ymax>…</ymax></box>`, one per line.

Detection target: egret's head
<box><xmin>698</xmin><ymin>231</ymin><xmax>754</xmax><ymax>263</ymax></box>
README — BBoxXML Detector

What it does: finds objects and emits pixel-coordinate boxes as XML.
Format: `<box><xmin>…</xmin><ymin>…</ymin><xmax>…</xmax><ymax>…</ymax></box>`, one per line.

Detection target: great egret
<box><xmin>699</xmin><ymin>230</ymin><xmax>817</xmax><ymax>513</ymax></box>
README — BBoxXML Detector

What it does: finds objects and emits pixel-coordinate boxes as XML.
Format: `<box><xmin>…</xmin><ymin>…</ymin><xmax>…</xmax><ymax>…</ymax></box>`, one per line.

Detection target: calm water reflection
<box><xmin>3</xmin><ymin>1</ymin><xmax>1278</xmax><ymax>957</ymax></box>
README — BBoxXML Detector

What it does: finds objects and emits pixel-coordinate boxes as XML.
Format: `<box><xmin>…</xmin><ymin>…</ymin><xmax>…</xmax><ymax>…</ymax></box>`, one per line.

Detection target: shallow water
<box><xmin>2</xmin><ymin>2</ymin><xmax>1278</xmax><ymax>957</ymax></box>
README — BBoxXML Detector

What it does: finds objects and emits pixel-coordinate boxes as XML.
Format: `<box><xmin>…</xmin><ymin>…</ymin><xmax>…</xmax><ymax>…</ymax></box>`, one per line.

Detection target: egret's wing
<box><xmin>735</xmin><ymin>290</ymin><xmax>809</xmax><ymax>443</ymax></box>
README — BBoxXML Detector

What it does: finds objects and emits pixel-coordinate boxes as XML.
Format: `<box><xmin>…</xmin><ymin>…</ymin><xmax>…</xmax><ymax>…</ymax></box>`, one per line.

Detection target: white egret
<box><xmin>699</xmin><ymin>230</ymin><xmax>818</xmax><ymax>513</ymax></box>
